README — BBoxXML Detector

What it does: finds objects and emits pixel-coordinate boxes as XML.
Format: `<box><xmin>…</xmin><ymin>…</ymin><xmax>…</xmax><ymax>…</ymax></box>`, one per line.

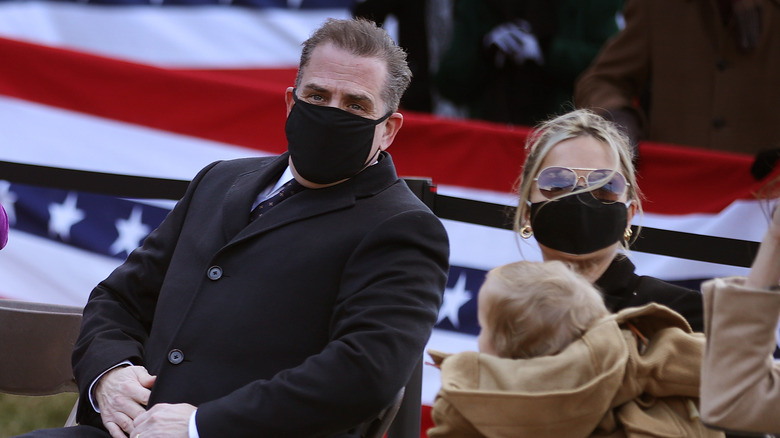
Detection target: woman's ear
<box><xmin>523</xmin><ymin>207</ymin><xmax>532</xmax><ymax>227</ymax></box>
<box><xmin>627</xmin><ymin>201</ymin><xmax>638</xmax><ymax>223</ymax></box>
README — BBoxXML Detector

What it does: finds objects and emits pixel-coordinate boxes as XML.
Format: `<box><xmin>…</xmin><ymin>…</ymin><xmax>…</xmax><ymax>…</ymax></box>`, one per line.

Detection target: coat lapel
<box><xmin>225</xmin><ymin>151</ymin><xmax>399</xmax><ymax>247</ymax></box>
<box><xmin>220</xmin><ymin>155</ymin><xmax>288</xmax><ymax>242</ymax></box>
<box><xmin>228</xmin><ymin>180</ymin><xmax>356</xmax><ymax>245</ymax></box>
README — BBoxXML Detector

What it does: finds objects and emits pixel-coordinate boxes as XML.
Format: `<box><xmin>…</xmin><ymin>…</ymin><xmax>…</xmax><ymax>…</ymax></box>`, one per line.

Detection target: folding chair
<box><xmin>0</xmin><ymin>298</ymin><xmax>410</xmax><ymax>435</ymax></box>
<box><xmin>0</xmin><ymin>299</ymin><xmax>82</xmax><ymax>426</ymax></box>
<box><xmin>360</xmin><ymin>387</ymin><xmax>405</xmax><ymax>438</ymax></box>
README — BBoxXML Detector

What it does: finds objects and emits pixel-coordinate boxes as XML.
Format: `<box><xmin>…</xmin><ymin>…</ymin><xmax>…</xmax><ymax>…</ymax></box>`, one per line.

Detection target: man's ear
<box><xmin>285</xmin><ymin>87</ymin><xmax>295</xmax><ymax>116</ymax></box>
<box><xmin>378</xmin><ymin>113</ymin><xmax>404</xmax><ymax>151</ymax></box>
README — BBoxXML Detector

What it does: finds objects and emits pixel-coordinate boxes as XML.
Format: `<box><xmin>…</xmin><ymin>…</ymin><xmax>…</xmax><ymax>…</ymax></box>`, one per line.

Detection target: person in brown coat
<box><xmin>701</xmin><ymin>189</ymin><xmax>780</xmax><ymax>435</ymax></box>
<box><xmin>575</xmin><ymin>0</ymin><xmax>780</xmax><ymax>163</ymax></box>
<box><xmin>428</xmin><ymin>260</ymin><xmax>722</xmax><ymax>437</ymax></box>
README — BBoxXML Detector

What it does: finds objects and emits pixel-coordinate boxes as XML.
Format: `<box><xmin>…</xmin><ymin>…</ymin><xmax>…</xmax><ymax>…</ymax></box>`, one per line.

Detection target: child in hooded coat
<box><xmin>428</xmin><ymin>260</ymin><xmax>722</xmax><ymax>438</ymax></box>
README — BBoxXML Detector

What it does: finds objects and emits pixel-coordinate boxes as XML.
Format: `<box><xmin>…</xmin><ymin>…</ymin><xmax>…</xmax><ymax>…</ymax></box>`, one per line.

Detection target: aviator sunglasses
<box><xmin>534</xmin><ymin>166</ymin><xmax>630</xmax><ymax>203</ymax></box>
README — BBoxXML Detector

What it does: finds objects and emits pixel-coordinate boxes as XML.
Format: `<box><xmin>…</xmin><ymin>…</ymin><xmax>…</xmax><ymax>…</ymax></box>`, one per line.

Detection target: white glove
<box><xmin>483</xmin><ymin>19</ymin><xmax>544</xmax><ymax>67</ymax></box>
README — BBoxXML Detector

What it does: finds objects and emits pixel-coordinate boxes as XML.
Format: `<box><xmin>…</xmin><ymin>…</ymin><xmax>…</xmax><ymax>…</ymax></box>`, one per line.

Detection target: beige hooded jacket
<box><xmin>701</xmin><ymin>277</ymin><xmax>780</xmax><ymax>435</ymax></box>
<box><xmin>428</xmin><ymin>303</ymin><xmax>723</xmax><ymax>438</ymax></box>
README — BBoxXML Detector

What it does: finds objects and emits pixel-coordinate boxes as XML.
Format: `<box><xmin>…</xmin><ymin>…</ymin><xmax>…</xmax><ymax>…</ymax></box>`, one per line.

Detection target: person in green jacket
<box><xmin>435</xmin><ymin>0</ymin><xmax>624</xmax><ymax>126</ymax></box>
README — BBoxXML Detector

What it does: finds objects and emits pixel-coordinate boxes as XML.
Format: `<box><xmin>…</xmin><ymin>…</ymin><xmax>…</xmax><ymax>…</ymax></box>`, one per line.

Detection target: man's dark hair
<box><xmin>296</xmin><ymin>18</ymin><xmax>412</xmax><ymax>113</ymax></box>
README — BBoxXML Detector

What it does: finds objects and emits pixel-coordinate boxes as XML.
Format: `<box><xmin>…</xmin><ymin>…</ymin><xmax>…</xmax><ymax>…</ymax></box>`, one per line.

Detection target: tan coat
<box><xmin>428</xmin><ymin>304</ymin><xmax>723</xmax><ymax>438</ymax></box>
<box><xmin>701</xmin><ymin>277</ymin><xmax>780</xmax><ymax>435</ymax></box>
<box><xmin>575</xmin><ymin>0</ymin><xmax>780</xmax><ymax>155</ymax></box>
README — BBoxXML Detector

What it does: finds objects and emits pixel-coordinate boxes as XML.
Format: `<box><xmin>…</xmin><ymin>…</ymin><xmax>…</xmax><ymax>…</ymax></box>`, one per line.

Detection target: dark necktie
<box><xmin>249</xmin><ymin>179</ymin><xmax>305</xmax><ymax>222</ymax></box>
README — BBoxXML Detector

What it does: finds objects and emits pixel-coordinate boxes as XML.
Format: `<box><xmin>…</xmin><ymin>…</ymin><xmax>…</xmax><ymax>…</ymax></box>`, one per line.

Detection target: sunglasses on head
<box><xmin>534</xmin><ymin>166</ymin><xmax>630</xmax><ymax>203</ymax></box>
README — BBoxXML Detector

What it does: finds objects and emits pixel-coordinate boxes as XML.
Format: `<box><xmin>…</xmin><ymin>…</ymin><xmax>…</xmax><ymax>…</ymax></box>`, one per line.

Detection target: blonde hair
<box><xmin>513</xmin><ymin>109</ymin><xmax>643</xmax><ymax>250</ymax></box>
<box><xmin>481</xmin><ymin>261</ymin><xmax>609</xmax><ymax>359</ymax></box>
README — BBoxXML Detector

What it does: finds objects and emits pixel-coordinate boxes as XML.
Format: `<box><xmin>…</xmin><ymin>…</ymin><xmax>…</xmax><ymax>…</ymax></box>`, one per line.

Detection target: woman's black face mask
<box><xmin>529</xmin><ymin>193</ymin><xmax>629</xmax><ymax>255</ymax></box>
<box><xmin>285</xmin><ymin>91</ymin><xmax>391</xmax><ymax>185</ymax></box>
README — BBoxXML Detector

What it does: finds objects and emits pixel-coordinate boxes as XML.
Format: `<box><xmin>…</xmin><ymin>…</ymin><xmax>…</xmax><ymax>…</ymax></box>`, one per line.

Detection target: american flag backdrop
<box><xmin>0</xmin><ymin>1</ymin><xmax>775</xmax><ymax>435</ymax></box>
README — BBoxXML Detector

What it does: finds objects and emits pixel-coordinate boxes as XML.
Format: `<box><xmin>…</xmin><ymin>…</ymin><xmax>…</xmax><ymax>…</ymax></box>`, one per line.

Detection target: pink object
<box><xmin>0</xmin><ymin>203</ymin><xmax>8</xmax><ymax>249</ymax></box>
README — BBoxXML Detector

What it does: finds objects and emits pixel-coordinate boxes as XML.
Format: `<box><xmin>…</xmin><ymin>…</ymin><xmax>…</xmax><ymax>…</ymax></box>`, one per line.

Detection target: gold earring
<box><xmin>623</xmin><ymin>227</ymin><xmax>633</xmax><ymax>241</ymax></box>
<box><xmin>520</xmin><ymin>225</ymin><xmax>533</xmax><ymax>239</ymax></box>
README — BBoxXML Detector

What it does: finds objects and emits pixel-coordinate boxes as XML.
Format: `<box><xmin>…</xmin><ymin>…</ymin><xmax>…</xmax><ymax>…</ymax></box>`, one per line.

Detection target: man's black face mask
<box><xmin>285</xmin><ymin>91</ymin><xmax>392</xmax><ymax>185</ymax></box>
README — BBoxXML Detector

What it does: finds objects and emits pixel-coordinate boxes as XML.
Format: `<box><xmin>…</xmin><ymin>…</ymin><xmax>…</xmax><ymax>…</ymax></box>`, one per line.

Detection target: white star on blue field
<box><xmin>437</xmin><ymin>272</ymin><xmax>472</xmax><ymax>328</ymax></box>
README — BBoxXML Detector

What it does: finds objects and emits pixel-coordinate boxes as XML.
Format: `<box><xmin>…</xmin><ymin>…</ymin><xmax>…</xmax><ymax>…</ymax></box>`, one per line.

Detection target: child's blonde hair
<box><xmin>481</xmin><ymin>260</ymin><xmax>609</xmax><ymax>359</ymax></box>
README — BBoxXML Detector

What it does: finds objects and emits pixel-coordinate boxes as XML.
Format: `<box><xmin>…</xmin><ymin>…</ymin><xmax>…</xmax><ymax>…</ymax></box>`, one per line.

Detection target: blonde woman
<box><xmin>513</xmin><ymin>109</ymin><xmax>703</xmax><ymax>331</ymax></box>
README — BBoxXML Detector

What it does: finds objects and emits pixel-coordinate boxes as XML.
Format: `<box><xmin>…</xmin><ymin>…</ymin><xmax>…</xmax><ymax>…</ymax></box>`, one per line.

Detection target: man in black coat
<box><xmin>20</xmin><ymin>18</ymin><xmax>449</xmax><ymax>438</ymax></box>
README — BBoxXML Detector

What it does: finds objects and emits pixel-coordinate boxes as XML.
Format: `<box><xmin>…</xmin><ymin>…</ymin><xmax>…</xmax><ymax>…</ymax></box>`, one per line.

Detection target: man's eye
<box><xmin>348</xmin><ymin>104</ymin><xmax>365</xmax><ymax>112</ymax></box>
<box><xmin>310</xmin><ymin>95</ymin><xmax>324</xmax><ymax>102</ymax></box>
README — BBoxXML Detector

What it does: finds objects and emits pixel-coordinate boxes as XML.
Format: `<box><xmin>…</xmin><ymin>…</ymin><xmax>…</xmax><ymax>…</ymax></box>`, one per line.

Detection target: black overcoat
<box><xmin>72</xmin><ymin>152</ymin><xmax>450</xmax><ymax>437</ymax></box>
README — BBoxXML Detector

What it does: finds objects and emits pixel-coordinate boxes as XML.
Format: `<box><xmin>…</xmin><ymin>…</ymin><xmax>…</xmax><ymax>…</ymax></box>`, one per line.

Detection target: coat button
<box><xmin>168</xmin><ymin>349</ymin><xmax>184</xmax><ymax>365</ymax></box>
<box><xmin>716</xmin><ymin>58</ymin><xmax>727</xmax><ymax>71</ymax></box>
<box><xmin>712</xmin><ymin>117</ymin><xmax>726</xmax><ymax>129</ymax></box>
<box><xmin>207</xmin><ymin>266</ymin><xmax>222</xmax><ymax>280</ymax></box>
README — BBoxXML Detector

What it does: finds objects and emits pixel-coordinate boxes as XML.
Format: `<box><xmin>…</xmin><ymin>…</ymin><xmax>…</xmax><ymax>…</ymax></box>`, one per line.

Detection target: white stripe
<box><xmin>441</xmin><ymin>185</ymin><xmax>761</xmax><ymax>281</ymax></box>
<box><xmin>638</xmin><ymin>200</ymin><xmax>768</xmax><ymax>242</ymax></box>
<box><xmin>446</xmin><ymin>218</ymin><xmax>752</xmax><ymax>281</ymax></box>
<box><xmin>1</xmin><ymin>96</ymin><xmax>759</xmax><ymax>287</ymax></box>
<box><xmin>439</xmin><ymin>184</ymin><xmax>766</xmax><ymax>242</ymax></box>
<box><xmin>0</xmin><ymin>2</ymin><xmax>350</xmax><ymax>67</ymax></box>
<box><xmin>443</xmin><ymin>218</ymin><xmax>541</xmax><ymax>271</ymax></box>
<box><xmin>0</xmin><ymin>230</ymin><xmax>119</xmax><ymax>306</ymax></box>
<box><xmin>446</xmin><ymin>216</ymin><xmax>755</xmax><ymax>281</ymax></box>
<box><xmin>0</xmin><ymin>96</ymin><xmax>268</xmax><ymax>179</ymax></box>
<box><xmin>422</xmin><ymin>329</ymin><xmax>479</xmax><ymax>406</ymax></box>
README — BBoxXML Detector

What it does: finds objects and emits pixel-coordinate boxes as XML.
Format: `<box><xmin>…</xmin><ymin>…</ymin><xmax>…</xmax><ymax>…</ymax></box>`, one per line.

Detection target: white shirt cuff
<box><xmin>88</xmin><ymin>360</ymin><xmax>134</xmax><ymax>413</ymax></box>
<box><xmin>188</xmin><ymin>409</ymin><xmax>200</xmax><ymax>438</ymax></box>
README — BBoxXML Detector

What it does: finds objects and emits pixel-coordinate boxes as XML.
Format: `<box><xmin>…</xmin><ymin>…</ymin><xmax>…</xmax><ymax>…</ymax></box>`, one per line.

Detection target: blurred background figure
<box><xmin>575</xmin><ymin>0</ymin><xmax>780</xmax><ymax>175</ymax></box>
<box><xmin>352</xmin><ymin>0</ymin><xmax>456</xmax><ymax>114</ymax></box>
<box><xmin>435</xmin><ymin>0</ymin><xmax>625</xmax><ymax>126</ymax></box>
<box><xmin>1</xmin><ymin>202</ymin><xmax>8</xmax><ymax>250</ymax></box>
<box><xmin>352</xmin><ymin>0</ymin><xmax>434</xmax><ymax>112</ymax></box>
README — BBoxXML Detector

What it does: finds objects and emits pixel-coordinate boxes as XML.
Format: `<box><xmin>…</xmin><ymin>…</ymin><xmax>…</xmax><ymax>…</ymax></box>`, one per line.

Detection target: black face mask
<box><xmin>285</xmin><ymin>92</ymin><xmax>392</xmax><ymax>184</ymax></box>
<box><xmin>529</xmin><ymin>193</ymin><xmax>629</xmax><ymax>255</ymax></box>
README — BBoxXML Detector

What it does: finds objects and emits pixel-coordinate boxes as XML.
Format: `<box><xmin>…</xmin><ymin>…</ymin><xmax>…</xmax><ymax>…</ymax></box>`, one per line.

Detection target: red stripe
<box><xmin>392</xmin><ymin>112</ymin><xmax>533</xmax><ymax>194</ymax></box>
<box><xmin>1</xmin><ymin>36</ymin><xmax>774</xmax><ymax>214</ymax></box>
<box><xmin>176</xmin><ymin>68</ymin><xmax>297</xmax><ymax>90</ymax></box>
<box><xmin>636</xmin><ymin>143</ymin><xmax>766</xmax><ymax>214</ymax></box>
<box><xmin>421</xmin><ymin>405</ymin><xmax>434</xmax><ymax>437</ymax></box>
<box><xmin>0</xmin><ymin>37</ymin><xmax>291</xmax><ymax>152</ymax></box>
